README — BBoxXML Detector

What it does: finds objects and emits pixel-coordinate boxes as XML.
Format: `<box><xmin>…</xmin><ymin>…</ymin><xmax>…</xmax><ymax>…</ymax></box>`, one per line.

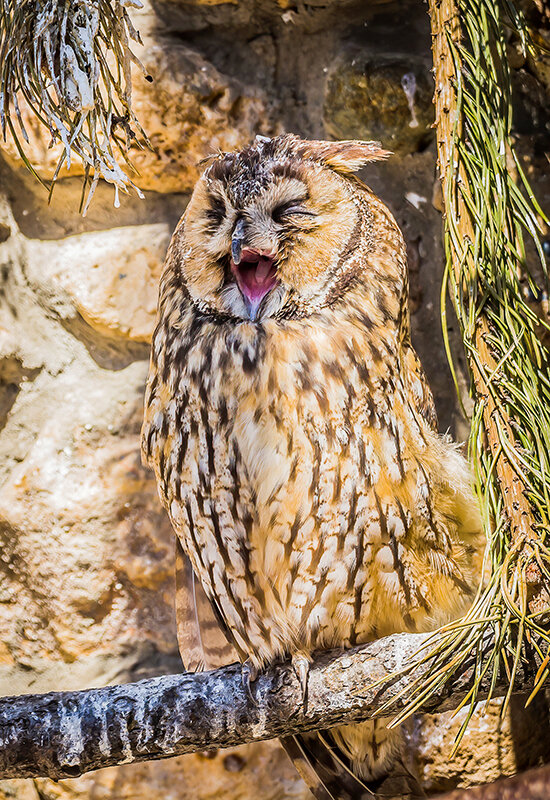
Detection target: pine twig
<box><xmin>372</xmin><ymin>0</ymin><xmax>550</xmax><ymax>746</ymax></box>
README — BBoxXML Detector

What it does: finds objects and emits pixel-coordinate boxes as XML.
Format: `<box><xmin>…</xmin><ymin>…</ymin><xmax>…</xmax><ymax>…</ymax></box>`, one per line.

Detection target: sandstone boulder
<box><xmin>324</xmin><ymin>53</ymin><xmax>434</xmax><ymax>154</ymax></box>
<box><xmin>0</xmin><ymin>357</ymin><xmax>176</xmax><ymax>674</ymax></box>
<box><xmin>24</xmin><ymin>224</ymin><xmax>171</xmax><ymax>343</ymax></box>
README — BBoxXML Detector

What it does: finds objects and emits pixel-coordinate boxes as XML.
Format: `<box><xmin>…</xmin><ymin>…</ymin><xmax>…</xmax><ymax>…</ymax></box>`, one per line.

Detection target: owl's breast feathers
<box><xmin>142</xmin><ymin>207</ymin><xmax>482</xmax><ymax>671</ymax></box>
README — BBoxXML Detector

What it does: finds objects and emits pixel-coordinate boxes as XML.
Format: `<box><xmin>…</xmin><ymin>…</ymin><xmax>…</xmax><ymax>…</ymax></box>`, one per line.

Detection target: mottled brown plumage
<box><xmin>142</xmin><ymin>134</ymin><xmax>484</xmax><ymax>799</ymax></box>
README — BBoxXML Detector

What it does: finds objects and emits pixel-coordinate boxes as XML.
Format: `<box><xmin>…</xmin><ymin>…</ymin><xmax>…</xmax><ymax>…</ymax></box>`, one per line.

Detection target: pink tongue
<box><xmin>231</xmin><ymin>252</ymin><xmax>278</xmax><ymax>319</ymax></box>
<box><xmin>255</xmin><ymin>256</ymin><xmax>273</xmax><ymax>282</ymax></box>
<box><xmin>238</xmin><ymin>259</ymin><xmax>277</xmax><ymax>304</ymax></box>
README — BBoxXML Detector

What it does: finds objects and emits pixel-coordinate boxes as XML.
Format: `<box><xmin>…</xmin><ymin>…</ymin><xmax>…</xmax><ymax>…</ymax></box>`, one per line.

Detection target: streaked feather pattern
<box><xmin>142</xmin><ymin>134</ymin><xmax>484</xmax><ymax>798</ymax></box>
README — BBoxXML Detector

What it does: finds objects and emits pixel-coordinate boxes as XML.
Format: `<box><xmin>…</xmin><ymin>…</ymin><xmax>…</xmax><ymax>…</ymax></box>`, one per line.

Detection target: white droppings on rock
<box><xmin>405</xmin><ymin>191</ymin><xmax>427</xmax><ymax>209</ymax></box>
<box><xmin>401</xmin><ymin>72</ymin><xmax>419</xmax><ymax>128</ymax></box>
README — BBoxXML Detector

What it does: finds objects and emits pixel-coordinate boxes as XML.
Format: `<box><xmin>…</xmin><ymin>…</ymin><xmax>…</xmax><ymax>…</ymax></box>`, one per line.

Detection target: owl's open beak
<box><xmin>231</xmin><ymin>219</ymin><xmax>246</xmax><ymax>265</ymax></box>
<box><xmin>230</xmin><ymin>248</ymin><xmax>278</xmax><ymax>321</ymax></box>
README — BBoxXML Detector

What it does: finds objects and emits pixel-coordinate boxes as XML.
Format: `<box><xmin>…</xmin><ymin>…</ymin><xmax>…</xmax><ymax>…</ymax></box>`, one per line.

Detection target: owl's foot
<box><xmin>241</xmin><ymin>659</ymin><xmax>259</xmax><ymax>706</ymax></box>
<box><xmin>292</xmin><ymin>654</ymin><xmax>310</xmax><ymax>709</ymax></box>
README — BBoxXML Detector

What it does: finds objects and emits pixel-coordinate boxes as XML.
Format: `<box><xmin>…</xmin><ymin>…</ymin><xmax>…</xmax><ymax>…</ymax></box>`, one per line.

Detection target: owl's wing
<box><xmin>175</xmin><ymin>537</ymin><xmax>239</xmax><ymax>672</ymax></box>
<box><xmin>403</xmin><ymin>345</ymin><xmax>438</xmax><ymax>432</ymax></box>
<box><xmin>281</xmin><ymin>733</ymin><xmax>373</xmax><ymax>800</ymax></box>
<box><xmin>281</xmin><ymin>731</ymin><xmax>424</xmax><ymax>800</ymax></box>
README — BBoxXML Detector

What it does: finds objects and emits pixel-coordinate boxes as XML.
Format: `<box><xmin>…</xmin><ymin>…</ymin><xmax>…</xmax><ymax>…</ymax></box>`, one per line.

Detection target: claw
<box><xmin>292</xmin><ymin>654</ymin><xmax>310</xmax><ymax>709</ymax></box>
<box><xmin>241</xmin><ymin>659</ymin><xmax>259</xmax><ymax>706</ymax></box>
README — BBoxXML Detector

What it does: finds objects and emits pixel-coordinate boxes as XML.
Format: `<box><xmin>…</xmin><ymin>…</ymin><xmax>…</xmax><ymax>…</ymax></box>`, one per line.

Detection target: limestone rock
<box><xmin>0</xmin><ymin>357</ymin><xmax>178</xmax><ymax>672</ymax></box>
<box><xmin>0</xmin><ymin>742</ymin><xmax>310</xmax><ymax>800</ymax></box>
<box><xmin>324</xmin><ymin>53</ymin><xmax>434</xmax><ymax>154</ymax></box>
<box><xmin>24</xmin><ymin>225</ymin><xmax>171</xmax><ymax>343</ymax></box>
<box><xmin>127</xmin><ymin>42</ymin><xmax>271</xmax><ymax>193</ymax></box>
<box><xmin>416</xmin><ymin>695</ymin><xmax>550</xmax><ymax>793</ymax></box>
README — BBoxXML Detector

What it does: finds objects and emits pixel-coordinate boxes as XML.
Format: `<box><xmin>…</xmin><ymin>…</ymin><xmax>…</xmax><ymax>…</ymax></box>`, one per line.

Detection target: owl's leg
<box><xmin>242</xmin><ymin>655</ymin><xmax>310</xmax><ymax>707</ymax></box>
<box><xmin>241</xmin><ymin>659</ymin><xmax>259</xmax><ymax>705</ymax></box>
<box><xmin>292</xmin><ymin>653</ymin><xmax>311</xmax><ymax>708</ymax></box>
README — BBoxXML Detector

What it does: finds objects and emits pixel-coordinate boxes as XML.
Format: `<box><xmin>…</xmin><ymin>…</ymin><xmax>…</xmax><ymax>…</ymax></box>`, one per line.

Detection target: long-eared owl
<box><xmin>142</xmin><ymin>134</ymin><xmax>484</xmax><ymax>799</ymax></box>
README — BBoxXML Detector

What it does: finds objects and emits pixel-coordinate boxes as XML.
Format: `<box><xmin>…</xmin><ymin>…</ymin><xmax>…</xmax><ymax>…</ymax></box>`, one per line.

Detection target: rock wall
<box><xmin>1</xmin><ymin>1</ymin><xmax>550</xmax><ymax>799</ymax></box>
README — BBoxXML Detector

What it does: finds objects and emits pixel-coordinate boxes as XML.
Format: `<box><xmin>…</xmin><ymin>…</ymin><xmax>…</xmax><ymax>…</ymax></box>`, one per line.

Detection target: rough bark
<box><xmin>435</xmin><ymin>762</ymin><xmax>550</xmax><ymax>800</ymax></box>
<box><xmin>0</xmin><ymin>630</ymin><xmax>542</xmax><ymax>780</ymax></box>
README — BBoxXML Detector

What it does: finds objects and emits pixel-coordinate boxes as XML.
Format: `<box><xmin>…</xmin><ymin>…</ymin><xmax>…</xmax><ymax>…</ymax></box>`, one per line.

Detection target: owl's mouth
<box><xmin>230</xmin><ymin>248</ymin><xmax>278</xmax><ymax>321</ymax></box>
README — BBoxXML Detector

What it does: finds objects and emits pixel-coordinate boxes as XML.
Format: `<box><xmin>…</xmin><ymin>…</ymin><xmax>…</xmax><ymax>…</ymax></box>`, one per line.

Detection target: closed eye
<box><xmin>204</xmin><ymin>196</ymin><xmax>226</xmax><ymax>231</ymax></box>
<box><xmin>272</xmin><ymin>199</ymin><xmax>317</xmax><ymax>224</ymax></box>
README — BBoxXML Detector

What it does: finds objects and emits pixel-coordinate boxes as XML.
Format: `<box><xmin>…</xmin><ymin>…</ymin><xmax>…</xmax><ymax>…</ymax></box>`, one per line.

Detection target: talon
<box><xmin>292</xmin><ymin>654</ymin><xmax>310</xmax><ymax>708</ymax></box>
<box><xmin>241</xmin><ymin>659</ymin><xmax>259</xmax><ymax>706</ymax></box>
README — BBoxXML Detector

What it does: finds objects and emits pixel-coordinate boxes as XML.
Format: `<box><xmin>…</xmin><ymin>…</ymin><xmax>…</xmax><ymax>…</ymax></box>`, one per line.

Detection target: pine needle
<box><xmin>0</xmin><ymin>0</ymin><xmax>151</xmax><ymax>213</ymax></box>
<box><xmin>377</xmin><ymin>0</ymin><xmax>550</xmax><ymax>748</ymax></box>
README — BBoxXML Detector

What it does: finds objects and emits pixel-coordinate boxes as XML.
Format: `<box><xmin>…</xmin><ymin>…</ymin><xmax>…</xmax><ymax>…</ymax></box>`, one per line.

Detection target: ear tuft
<box><xmin>296</xmin><ymin>139</ymin><xmax>391</xmax><ymax>173</ymax></box>
<box><xmin>197</xmin><ymin>149</ymin><xmax>229</xmax><ymax>171</ymax></box>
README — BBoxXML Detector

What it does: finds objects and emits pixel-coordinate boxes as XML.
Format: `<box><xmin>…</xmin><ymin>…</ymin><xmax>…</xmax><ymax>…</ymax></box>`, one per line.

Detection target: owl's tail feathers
<box><xmin>175</xmin><ymin>538</ymin><xmax>240</xmax><ymax>672</ymax></box>
<box><xmin>281</xmin><ymin>729</ymin><xmax>425</xmax><ymax>800</ymax></box>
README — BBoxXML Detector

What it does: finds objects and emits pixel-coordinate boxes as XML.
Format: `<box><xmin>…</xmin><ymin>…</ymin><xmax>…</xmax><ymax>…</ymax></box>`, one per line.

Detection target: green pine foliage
<box><xmin>375</xmin><ymin>0</ymin><xmax>550</xmax><ymax>748</ymax></box>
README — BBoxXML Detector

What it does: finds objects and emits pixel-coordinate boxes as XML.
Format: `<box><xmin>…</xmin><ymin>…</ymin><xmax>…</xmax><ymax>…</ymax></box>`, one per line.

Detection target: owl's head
<box><xmin>175</xmin><ymin>134</ymin><xmax>390</xmax><ymax>322</ymax></box>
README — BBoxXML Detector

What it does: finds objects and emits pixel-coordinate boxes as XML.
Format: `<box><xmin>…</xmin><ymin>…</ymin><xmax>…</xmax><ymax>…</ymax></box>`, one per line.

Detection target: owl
<box><xmin>141</xmin><ymin>134</ymin><xmax>484</xmax><ymax>799</ymax></box>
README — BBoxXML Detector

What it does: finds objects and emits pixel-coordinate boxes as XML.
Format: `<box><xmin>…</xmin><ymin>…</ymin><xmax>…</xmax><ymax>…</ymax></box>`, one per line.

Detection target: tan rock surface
<box><xmin>24</xmin><ymin>225</ymin><xmax>171</xmax><ymax>343</ymax></box>
<box><xmin>416</xmin><ymin>695</ymin><xmax>550</xmax><ymax>793</ymax></box>
<box><xmin>0</xmin><ymin>357</ymin><xmax>176</xmax><ymax>670</ymax></box>
<box><xmin>127</xmin><ymin>43</ymin><xmax>271</xmax><ymax>193</ymax></box>
<box><xmin>0</xmin><ymin>743</ymin><xmax>310</xmax><ymax>800</ymax></box>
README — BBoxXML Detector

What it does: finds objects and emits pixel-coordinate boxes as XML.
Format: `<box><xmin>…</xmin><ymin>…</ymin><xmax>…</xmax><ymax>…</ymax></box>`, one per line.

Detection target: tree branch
<box><xmin>0</xmin><ymin>630</ymin><xmax>542</xmax><ymax>780</ymax></box>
